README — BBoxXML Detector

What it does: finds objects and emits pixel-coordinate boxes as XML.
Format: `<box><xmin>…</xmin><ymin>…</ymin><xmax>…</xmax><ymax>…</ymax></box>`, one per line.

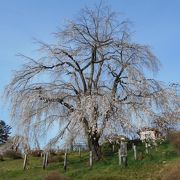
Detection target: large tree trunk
<box><xmin>87</xmin><ymin>130</ymin><xmax>102</xmax><ymax>161</ymax></box>
<box><xmin>82</xmin><ymin>117</ymin><xmax>102</xmax><ymax>160</ymax></box>
<box><xmin>91</xmin><ymin>139</ymin><xmax>102</xmax><ymax>161</ymax></box>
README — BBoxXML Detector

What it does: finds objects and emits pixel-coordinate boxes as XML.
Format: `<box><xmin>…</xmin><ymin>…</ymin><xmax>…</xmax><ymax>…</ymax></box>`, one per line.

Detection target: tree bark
<box><xmin>87</xmin><ymin>131</ymin><xmax>102</xmax><ymax>161</ymax></box>
<box><xmin>82</xmin><ymin>117</ymin><xmax>102</xmax><ymax>160</ymax></box>
<box><xmin>92</xmin><ymin>140</ymin><xmax>102</xmax><ymax>161</ymax></box>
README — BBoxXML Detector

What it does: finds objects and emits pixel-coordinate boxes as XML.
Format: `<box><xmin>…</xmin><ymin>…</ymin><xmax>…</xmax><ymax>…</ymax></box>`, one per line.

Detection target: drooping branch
<box><xmin>4</xmin><ymin>3</ymin><xmax>179</xmax><ymax>157</ymax></box>
<box><xmin>35</xmin><ymin>87</ymin><xmax>74</xmax><ymax>112</ymax></box>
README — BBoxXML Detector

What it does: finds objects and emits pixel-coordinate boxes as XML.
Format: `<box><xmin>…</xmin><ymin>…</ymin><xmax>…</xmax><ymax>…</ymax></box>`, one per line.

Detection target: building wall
<box><xmin>140</xmin><ymin>130</ymin><xmax>156</xmax><ymax>141</ymax></box>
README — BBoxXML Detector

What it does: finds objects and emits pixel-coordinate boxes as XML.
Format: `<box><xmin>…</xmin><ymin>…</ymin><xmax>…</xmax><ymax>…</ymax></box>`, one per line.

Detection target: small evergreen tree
<box><xmin>0</xmin><ymin>120</ymin><xmax>11</xmax><ymax>145</ymax></box>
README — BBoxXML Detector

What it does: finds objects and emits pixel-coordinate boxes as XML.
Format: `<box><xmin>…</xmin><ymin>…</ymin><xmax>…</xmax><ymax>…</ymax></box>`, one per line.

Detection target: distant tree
<box><xmin>0</xmin><ymin>120</ymin><xmax>11</xmax><ymax>145</ymax></box>
<box><xmin>5</xmin><ymin>3</ymin><xmax>179</xmax><ymax>160</ymax></box>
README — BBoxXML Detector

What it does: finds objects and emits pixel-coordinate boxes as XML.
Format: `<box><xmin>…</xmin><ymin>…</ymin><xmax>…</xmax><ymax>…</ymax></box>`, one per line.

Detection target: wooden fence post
<box><xmin>122</xmin><ymin>156</ymin><xmax>128</xmax><ymax>167</ymax></box>
<box><xmin>145</xmin><ymin>142</ymin><xmax>149</xmax><ymax>154</ymax></box>
<box><xmin>120</xmin><ymin>141</ymin><xmax>128</xmax><ymax>167</ymax></box>
<box><xmin>118</xmin><ymin>148</ymin><xmax>121</xmax><ymax>166</ymax></box>
<box><xmin>23</xmin><ymin>153</ymin><xmax>28</xmax><ymax>170</ymax></box>
<box><xmin>64</xmin><ymin>152</ymin><xmax>67</xmax><ymax>172</ymax></box>
<box><xmin>45</xmin><ymin>152</ymin><xmax>48</xmax><ymax>167</ymax></box>
<box><xmin>42</xmin><ymin>153</ymin><xmax>46</xmax><ymax>169</ymax></box>
<box><xmin>79</xmin><ymin>147</ymin><xmax>81</xmax><ymax>158</ymax></box>
<box><xmin>112</xmin><ymin>144</ymin><xmax>115</xmax><ymax>152</ymax></box>
<box><xmin>133</xmin><ymin>144</ymin><xmax>137</xmax><ymax>160</ymax></box>
<box><xmin>89</xmin><ymin>151</ymin><xmax>93</xmax><ymax>168</ymax></box>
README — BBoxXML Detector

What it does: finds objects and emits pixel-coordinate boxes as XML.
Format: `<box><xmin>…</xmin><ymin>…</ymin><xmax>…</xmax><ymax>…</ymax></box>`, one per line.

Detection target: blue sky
<box><xmin>0</xmin><ymin>0</ymin><xmax>180</xmax><ymax>127</ymax></box>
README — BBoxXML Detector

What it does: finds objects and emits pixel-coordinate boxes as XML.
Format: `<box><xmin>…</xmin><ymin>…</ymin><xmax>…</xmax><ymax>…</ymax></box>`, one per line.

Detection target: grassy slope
<box><xmin>0</xmin><ymin>142</ymin><xmax>179</xmax><ymax>180</ymax></box>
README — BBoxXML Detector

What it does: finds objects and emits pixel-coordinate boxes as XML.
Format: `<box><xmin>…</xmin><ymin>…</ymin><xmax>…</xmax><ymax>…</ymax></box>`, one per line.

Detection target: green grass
<box><xmin>0</xmin><ymin>142</ymin><xmax>179</xmax><ymax>180</ymax></box>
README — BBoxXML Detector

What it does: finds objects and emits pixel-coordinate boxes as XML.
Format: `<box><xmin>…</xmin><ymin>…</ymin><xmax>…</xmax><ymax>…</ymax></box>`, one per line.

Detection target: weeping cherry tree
<box><xmin>5</xmin><ymin>4</ymin><xmax>179</xmax><ymax>160</ymax></box>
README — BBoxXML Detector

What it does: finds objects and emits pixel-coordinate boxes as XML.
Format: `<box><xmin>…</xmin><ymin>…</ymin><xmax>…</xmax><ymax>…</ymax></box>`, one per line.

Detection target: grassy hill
<box><xmin>0</xmin><ymin>141</ymin><xmax>180</xmax><ymax>180</ymax></box>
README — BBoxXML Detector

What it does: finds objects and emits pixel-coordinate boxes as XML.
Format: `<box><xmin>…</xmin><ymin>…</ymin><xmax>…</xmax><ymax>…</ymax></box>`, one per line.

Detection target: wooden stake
<box><xmin>122</xmin><ymin>156</ymin><xmax>128</xmax><ymax>167</ymax></box>
<box><xmin>118</xmin><ymin>148</ymin><xmax>121</xmax><ymax>166</ymax></box>
<box><xmin>145</xmin><ymin>143</ymin><xmax>149</xmax><ymax>154</ymax></box>
<box><xmin>42</xmin><ymin>153</ymin><xmax>46</xmax><ymax>169</ymax></box>
<box><xmin>23</xmin><ymin>154</ymin><xmax>28</xmax><ymax>170</ymax></box>
<box><xmin>89</xmin><ymin>151</ymin><xmax>93</xmax><ymax>168</ymax></box>
<box><xmin>112</xmin><ymin>144</ymin><xmax>115</xmax><ymax>152</ymax></box>
<box><xmin>120</xmin><ymin>141</ymin><xmax>128</xmax><ymax>167</ymax></box>
<box><xmin>79</xmin><ymin>147</ymin><xmax>81</xmax><ymax>158</ymax></box>
<box><xmin>133</xmin><ymin>144</ymin><xmax>137</xmax><ymax>160</ymax></box>
<box><xmin>45</xmin><ymin>152</ymin><xmax>48</xmax><ymax>167</ymax></box>
<box><xmin>64</xmin><ymin>152</ymin><xmax>67</xmax><ymax>171</ymax></box>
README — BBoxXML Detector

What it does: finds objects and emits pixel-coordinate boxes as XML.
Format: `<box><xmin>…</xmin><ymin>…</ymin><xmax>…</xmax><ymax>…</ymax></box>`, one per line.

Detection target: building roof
<box><xmin>139</xmin><ymin>127</ymin><xmax>160</xmax><ymax>133</ymax></box>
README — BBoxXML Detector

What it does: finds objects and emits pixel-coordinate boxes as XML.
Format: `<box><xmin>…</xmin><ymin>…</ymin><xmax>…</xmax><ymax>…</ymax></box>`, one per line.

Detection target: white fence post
<box><xmin>23</xmin><ymin>153</ymin><xmax>28</xmax><ymax>170</ymax></box>
<box><xmin>112</xmin><ymin>144</ymin><xmax>115</xmax><ymax>152</ymax></box>
<box><xmin>118</xmin><ymin>148</ymin><xmax>121</xmax><ymax>166</ymax></box>
<box><xmin>79</xmin><ymin>147</ymin><xmax>81</xmax><ymax>158</ymax></box>
<box><xmin>42</xmin><ymin>153</ymin><xmax>46</xmax><ymax>169</ymax></box>
<box><xmin>64</xmin><ymin>152</ymin><xmax>67</xmax><ymax>171</ymax></box>
<box><xmin>89</xmin><ymin>151</ymin><xmax>93</xmax><ymax>168</ymax></box>
<box><xmin>145</xmin><ymin>142</ymin><xmax>149</xmax><ymax>154</ymax></box>
<box><xmin>45</xmin><ymin>152</ymin><xmax>48</xmax><ymax>167</ymax></box>
<box><xmin>133</xmin><ymin>144</ymin><xmax>137</xmax><ymax>160</ymax></box>
<box><xmin>120</xmin><ymin>141</ymin><xmax>128</xmax><ymax>167</ymax></box>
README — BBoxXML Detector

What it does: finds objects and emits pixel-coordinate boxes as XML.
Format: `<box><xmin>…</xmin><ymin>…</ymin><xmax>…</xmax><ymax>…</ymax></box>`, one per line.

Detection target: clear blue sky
<box><xmin>0</xmin><ymin>0</ymin><xmax>180</xmax><ymax>127</ymax></box>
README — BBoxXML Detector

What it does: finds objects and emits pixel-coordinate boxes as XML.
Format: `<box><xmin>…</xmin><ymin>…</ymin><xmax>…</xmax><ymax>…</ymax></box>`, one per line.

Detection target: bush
<box><xmin>101</xmin><ymin>142</ymin><xmax>119</xmax><ymax>156</ymax></box>
<box><xmin>0</xmin><ymin>154</ymin><xmax>4</xmax><ymax>161</ymax></box>
<box><xmin>101</xmin><ymin>142</ymin><xmax>112</xmax><ymax>156</ymax></box>
<box><xmin>4</xmin><ymin>150</ymin><xmax>22</xmax><ymax>159</ymax></box>
<box><xmin>49</xmin><ymin>149</ymin><xmax>57</xmax><ymax>156</ymax></box>
<box><xmin>137</xmin><ymin>152</ymin><xmax>145</xmax><ymax>160</ymax></box>
<box><xmin>30</xmin><ymin>150</ymin><xmax>43</xmax><ymax>157</ymax></box>
<box><xmin>48</xmin><ymin>154</ymin><xmax>64</xmax><ymax>163</ymax></box>
<box><xmin>168</xmin><ymin>131</ymin><xmax>180</xmax><ymax>155</ymax></box>
<box><xmin>128</xmin><ymin>139</ymin><xmax>142</xmax><ymax>149</ymax></box>
<box><xmin>44</xmin><ymin>171</ymin><xmax>68</xmax><ymax>180</ymax></box>
<box><xmin>56</xmin><ymin>150</ymin><xmax>65</xmax><ymax>156</ymax></box>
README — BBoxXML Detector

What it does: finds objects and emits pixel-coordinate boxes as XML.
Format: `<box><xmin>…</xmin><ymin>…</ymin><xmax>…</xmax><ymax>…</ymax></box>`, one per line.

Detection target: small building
<box><xmin>106</xmin><ymin>134</ymin><xmax>129</xmax><ymax>144</ymax></box>
<box><xmin>138</xmin><ymin>127</ymin><xmax>162</xmax><ymax>142</ymax></box>
<box><xmin>73</xmin><ymin>143</ymin><xmax>88</xmax><ymax>151</ymax></box>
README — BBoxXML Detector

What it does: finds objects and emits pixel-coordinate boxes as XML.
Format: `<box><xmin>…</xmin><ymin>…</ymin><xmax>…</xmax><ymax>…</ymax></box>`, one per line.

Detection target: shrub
<box><xmin>56</xmin><ymin>150</ymin><xmax>65</xmax><ymax>156</ymax></box>
<box><xmin>30</xmin><ymin>150</ymin><xmax>43</xmax><ymax>157</ymax></box>
<box><xmin>128</xmin><ymin>139</ymin><xmax>142</xmax><ymax>149</ymax></box>
<box><xmin>48</xmin><ymin>154</ymin><xmax>64</xmax><ymax>163</ymax></box>
<box><xmin>44</xmin><ymin>171</ymin><xmax>68</xmax><ymax>180</ymax></box>
<box><xmin>4</xmin><ymin>150</ymin><xmax>22</xmax><ymax>159</ymax></box>
<box><xmin>49</xmin><ymin>149</ymin><xmax>57</xmax><ymax>156</ymax></box>
<box><xmin>101</xmin><ymin>142</ymin><xmax>119</xmax><ymax>156</ymax></box>
<box><xmin>168</xmin><ymin>131</ymin><xmax>180</xmax><ymax>155</ymax></box>
<box><xmin>101</xmin><ymin>142</ymin><xmax>112</xmax><ymax>156</ymax></box>
<box><xmin>0</xmin><ymin>154</ymin><xmax>4</xmax><ymax>161</ymax></box>
<box><xmin>137</xmin><ymin>152</ymin><xmax>145</xmax><ymax>160</ymax></box>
